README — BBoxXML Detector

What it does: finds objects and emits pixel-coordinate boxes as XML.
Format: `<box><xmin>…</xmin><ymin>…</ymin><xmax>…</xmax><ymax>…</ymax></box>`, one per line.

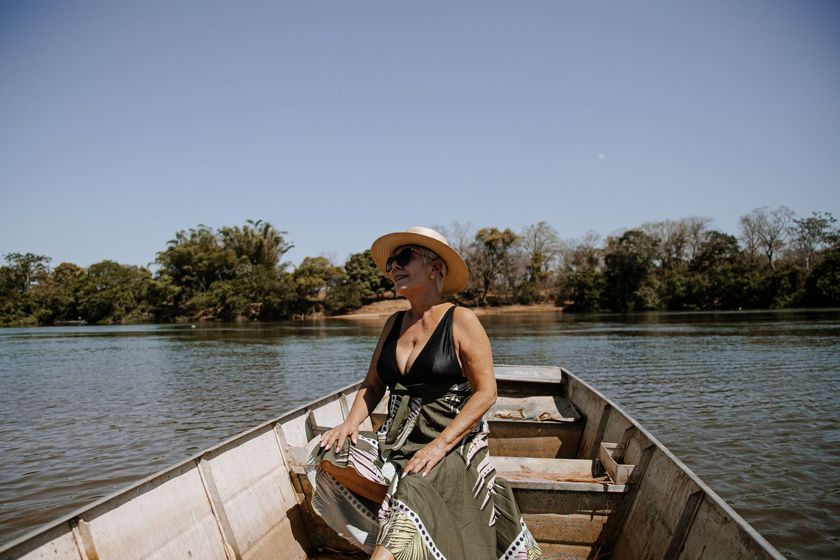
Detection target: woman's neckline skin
<box><xmin>395</xmin><ymin>302</ymin><xmax>455</xmax><ymax>376</ymax></box>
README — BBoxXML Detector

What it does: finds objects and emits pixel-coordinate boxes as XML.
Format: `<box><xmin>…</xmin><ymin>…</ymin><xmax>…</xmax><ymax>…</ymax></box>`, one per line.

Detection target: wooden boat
<box><xmin>0</xmin><ymin>365</ymin><xmax>784</xmax><ymax>560</ymax></box>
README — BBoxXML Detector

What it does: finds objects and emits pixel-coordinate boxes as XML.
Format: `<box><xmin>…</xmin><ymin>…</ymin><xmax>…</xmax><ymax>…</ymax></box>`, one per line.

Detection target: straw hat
<box><xmin>371</xmin><ymin>226</ymin><xmax>469</xmax><ymax>295</ymax></box>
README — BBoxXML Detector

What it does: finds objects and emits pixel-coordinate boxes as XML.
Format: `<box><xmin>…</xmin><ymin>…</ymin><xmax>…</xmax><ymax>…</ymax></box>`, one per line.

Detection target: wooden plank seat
<box><xmin>494</xmin><ymin>456</ymin><xmax>613</xmax><ymax>489</ymax></box>
<box><xmin>488</xmin><ymin>395</ymin><xmax>585</xmax><ymax>459</ymax></box>
<box><xmin>494</xmin><ymin>456</ymin><xmax>628</xmax><ymax>560</ymax></box>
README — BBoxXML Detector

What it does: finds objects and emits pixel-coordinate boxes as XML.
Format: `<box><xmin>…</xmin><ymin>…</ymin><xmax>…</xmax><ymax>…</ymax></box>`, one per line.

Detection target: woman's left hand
<box><xmin>402</xmin><ymin>438</ymin><xmax>449</xmax><ymax>478</ymax></box>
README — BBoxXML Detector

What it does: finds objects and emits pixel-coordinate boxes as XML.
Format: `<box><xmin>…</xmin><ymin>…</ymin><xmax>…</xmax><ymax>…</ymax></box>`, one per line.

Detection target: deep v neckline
<box><xmin>394</xmin><ymin>305</ymin><xmax>455</xmax><ymax>377</ymax></box>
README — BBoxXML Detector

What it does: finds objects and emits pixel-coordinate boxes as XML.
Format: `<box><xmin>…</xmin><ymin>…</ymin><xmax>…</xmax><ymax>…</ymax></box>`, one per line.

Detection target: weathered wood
<box><xmin>676</xmin><ymin>495</ymin><xmax>782</xmax><ymax>560</ymax></box>
<box><xmin>664</xmin><ymin>490</ymin><xmax>704</xmax><ymax>560</ymax></box>
<box><xmin>611</xmin><ymin>449</ymin><xmax>702</xmax><ymax>559</ymax></box>
<box><xmin>0</xmin><ymin>523</ymin><xmax>81</xmax><ymax>560</ymax></box>
<box><xmin>512</xmin><ymin>487</ymin><xmax>625</xmax><ymax>517</ymax></box>
<box><xmin>535</xmin><ymin>542</ymin><xmax>596</xmax><ymax>560</ymax></box>
<box><xmin>489</xmin><ymin>420</ymin><xmax>583</xmax><ymax>458</ymax></box>
<box><xmin>495</xmin><ymin>456</ymin><xmax>598</xmax><ymax>482</ymax></box>
<box><xmin>201</xmin><ymin>427</ymin><xmax>307</xmax><ymax>560</ymax></box>
<box><xmin>82</xmin><ymin>464</ymin><xmax>229</xmax><ymax>560</ymax></box>
<box><xmin>524</xmin><ymin>513</ymin><xmax>608</xmax><ymax>546</ymax></box>
<box><xmin>587</xmin><ymin>442</ymin><xmax>656</xmax><ymax>560</ymax></box>
<box><xmin>598</xmin><ymin>442</ymin><xmax>635</xmax><ymax>485</ymax></box>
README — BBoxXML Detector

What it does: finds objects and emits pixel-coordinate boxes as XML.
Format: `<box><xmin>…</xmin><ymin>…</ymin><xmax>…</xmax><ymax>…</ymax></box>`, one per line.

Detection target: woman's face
<box><xmin>388</xmin><ymin>246</ymin><xmax>436</xmax><ymax>295</ymax></box>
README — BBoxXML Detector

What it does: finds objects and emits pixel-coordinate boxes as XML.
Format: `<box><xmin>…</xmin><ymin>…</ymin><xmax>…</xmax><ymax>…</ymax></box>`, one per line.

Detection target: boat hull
<box><xmin>0</xmin><ymin>365</ymin><xmax>784</xmax><ymax>560</ymax></box>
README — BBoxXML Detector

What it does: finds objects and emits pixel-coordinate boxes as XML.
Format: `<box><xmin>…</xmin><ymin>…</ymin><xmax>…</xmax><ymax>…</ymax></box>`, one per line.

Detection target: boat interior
<box><xmin>1</xmin><ymin>365</ymin><xmax>781</xmax><ymax>560</ymax></box>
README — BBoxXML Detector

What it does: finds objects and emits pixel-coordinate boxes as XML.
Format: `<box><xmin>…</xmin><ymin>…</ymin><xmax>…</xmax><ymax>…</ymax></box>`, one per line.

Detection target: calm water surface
<box><xmin>1</xmin><ymin>310</ymin><xmax>838</xmax><ymax>559</ymax></box>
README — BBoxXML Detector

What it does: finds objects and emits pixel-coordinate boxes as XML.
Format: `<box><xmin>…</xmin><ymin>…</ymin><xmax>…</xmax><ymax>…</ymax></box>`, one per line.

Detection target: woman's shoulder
<box><xmin>451</xmin><ymin>305</ymin><xmax>484</xmax><ymax>332</ymax></box>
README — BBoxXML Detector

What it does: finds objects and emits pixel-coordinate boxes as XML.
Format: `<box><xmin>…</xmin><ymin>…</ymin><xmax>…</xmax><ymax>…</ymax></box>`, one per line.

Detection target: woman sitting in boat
<box><xmin>307</xmin><ymin>227</ymin><xmax>541</xmax><ymax>560</ymax></box>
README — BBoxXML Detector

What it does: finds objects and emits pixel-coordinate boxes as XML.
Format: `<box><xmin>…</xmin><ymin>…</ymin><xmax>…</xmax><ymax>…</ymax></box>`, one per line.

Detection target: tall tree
<box><xmin>30</xmin><ymin>262</ymin><xmax>86</xmax><ymax>323</ymax></box>
<box><xmin>76</xmin><ymin>261</ymin><xmax>154</xmax><ymax>323</ymax></box>
<box><xmin>470</xmin><ymin>227</ymin><xmax>517</xmax><ymax>305</ymax></box>
<box><xmin>156</xmin><ymin>225</ymin><xmax>238</xmax><ymax>293</ymax></box>
<box><xmin>520</xmin><ymin>221</ymin><xmax>561</xmax><ymax>302</ymax></box>
<box><xmin>343</xmin><ymin>250</ymin><xmax>391</xmax><ymax>300</ymax></box>
<box><xmin>739</xmin><ymin>206</ymin><xmax>795</xmax><ymax>270</ymax></box>
<box><xmin>791</xmin><ymin>211</ymin><xmax>836</xmax><ymax>271</ymax></box>
<box><xmin>293</xmin><ymin>257</ymin><xmax>346</xmax><ymax>315</ymax></box>
<box><xmin>556</xmin><ymin>232</ymin><xmax>604</xmax><ymax>311</ymax></box>
<box><xmin>603</xmin><ymin>229</ymin><xmax>660</xmax><ymax>311</ymax></box>
<box><xmin>219</xmin><ymin>219</ymin><xmax>293</xmax><ymax>268</ymax></box>
<box><xmin>3</xmin><ymin>253</ymin><xmax>51</xmax><ymax>293</ymax></box>
<box><xmin>686</xmin><ymin>230</ymin><xmax>742</xmax><ymax>308</ymax></box>
<box><xmin>436</xmin><ymin>221</ymin><xmax>475</xmax><ymax>259</ymax></box>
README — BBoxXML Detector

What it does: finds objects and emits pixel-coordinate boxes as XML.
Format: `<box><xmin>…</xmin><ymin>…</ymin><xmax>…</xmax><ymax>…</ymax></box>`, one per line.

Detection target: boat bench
<box><xmin>493</xmin><ymin>455</ymin><xmax>628</xmax><ymax>559</ymax></box>
<box><xmin>486</xmin><ymin>394</ymin><xmax>585</xmax><ymax>459</ymax></box>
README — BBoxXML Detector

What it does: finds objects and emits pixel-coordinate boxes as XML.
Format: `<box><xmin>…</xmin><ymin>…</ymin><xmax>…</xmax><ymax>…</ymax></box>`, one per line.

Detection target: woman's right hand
<box><xmin>319</xmin><ymin>421</ymin><xmax>360</xmax><ymax>452</ymax></box>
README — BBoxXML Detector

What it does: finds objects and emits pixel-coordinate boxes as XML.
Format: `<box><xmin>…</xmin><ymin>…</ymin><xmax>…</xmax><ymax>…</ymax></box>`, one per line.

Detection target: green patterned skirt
<box><xmin>306</xmin><ymin>381</ymin><xmax>542</xmax><ymax>560</ymax></box>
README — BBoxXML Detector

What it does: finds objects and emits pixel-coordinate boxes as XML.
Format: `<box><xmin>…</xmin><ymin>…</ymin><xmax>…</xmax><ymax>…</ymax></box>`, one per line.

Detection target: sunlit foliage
<box><xmin>2</xmin><ymin>209</ymin><xmax>838</xmax><ymax>325</ymax></box>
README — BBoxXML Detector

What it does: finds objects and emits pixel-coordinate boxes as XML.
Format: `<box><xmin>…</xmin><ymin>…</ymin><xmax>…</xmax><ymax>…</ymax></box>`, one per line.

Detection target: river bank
<box><xmin>330</xmin><ymin>300</ymin><xmax>564</xmax><ymax>321</ymax></box>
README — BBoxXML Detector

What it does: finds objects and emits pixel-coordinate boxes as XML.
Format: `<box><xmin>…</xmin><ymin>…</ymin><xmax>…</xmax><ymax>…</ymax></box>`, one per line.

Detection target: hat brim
<box><xmin>371</xmin><ymin>232</ymin><xmax>469</xmax><ymax>296</ymax></box>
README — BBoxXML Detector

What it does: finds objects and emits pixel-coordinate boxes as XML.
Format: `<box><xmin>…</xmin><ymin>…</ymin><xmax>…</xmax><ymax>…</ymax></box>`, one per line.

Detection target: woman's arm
<box><xmin>402</xmin><ymin>307</ymin><xmax>497</xmax><ymax>477</ymax></box>
<box><xmin>319</xmin><ymin>313</ymin><xmax>396</xmax><ymax>452</ymax></box>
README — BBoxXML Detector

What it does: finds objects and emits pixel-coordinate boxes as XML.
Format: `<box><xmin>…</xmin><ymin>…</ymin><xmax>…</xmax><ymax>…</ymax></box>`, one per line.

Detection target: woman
<box><xmin>307</xmin><ymin>227</ymin><xmax>541</xmax><ymax>560</ymax></box>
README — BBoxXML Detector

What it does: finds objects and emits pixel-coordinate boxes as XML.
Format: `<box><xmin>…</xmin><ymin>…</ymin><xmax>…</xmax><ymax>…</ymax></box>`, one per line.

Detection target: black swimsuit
<box><xmin>376</xmin><ymin>305</ymin><xmax>463</xmax><ymax>388</ymax></box>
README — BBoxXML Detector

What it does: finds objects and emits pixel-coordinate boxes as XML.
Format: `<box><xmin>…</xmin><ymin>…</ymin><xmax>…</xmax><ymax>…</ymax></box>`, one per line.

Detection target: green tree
<box><xmin>603</xmin><ymin>230</ymin><xmax>660</xmax><ymax>311</ymax></box>
<box><xmin>802</xmin><ymin>248</ymin><xmax>840</xmax><ymax>306</ymax></box>
<box><xmin>344</xmin><ymin>250</ymin><xmax>391</xmax><ymax>301</ymax></box>
<box><xmin>0</xmin><ymin>253</ymin><xmax>52</xmax><ymax>323</ymax></box>
<box><xmin>219</xmin><ymin>219</ymin><xmax>293</xmax><ymax>268</ymax></box>
<box><xmin>791</xmin><ymin>212</ymin><xmax>837</xmax><ymax>271</ymax></box>
<box><xmin>520</xmin><ymin>221</ymin><xmax>561</xmax><ymax>303</ymax></box>
<box><xmin>3</xmin><ymin>253</ymin><xmax>52</xmax><ymax>293</ymax></box>
<box><xmin>686</xmin><ymin>230</ymin><xmax>742</xmax><ymax>308</ymax></box>
<box><xmin>470</xmin><ymin>227</ymin><xmax>517</xmax><ymax>305</ymax></box>
<box><xmin>30</xmin><ymin>262</ymin><xmax>86</xmax><ymax>324</ymax></box>
<box><xmin>76</xmin><ymin>261</ymin><xmax>154</xmax><ymax>323</ymax></box>
<box><xmin>556</xmin><ymin>232</ymin><xmax>604</xmax><ymax>311</ymax></box>
<box><xmin>155</xmin><ymin>225</ymin><xmax>238</xmax><ymax>296</ymax></box>
<box><xmin>293</xmin><ymin>257</ymin><xmax>346</xmax><ymax>315</ymax></box>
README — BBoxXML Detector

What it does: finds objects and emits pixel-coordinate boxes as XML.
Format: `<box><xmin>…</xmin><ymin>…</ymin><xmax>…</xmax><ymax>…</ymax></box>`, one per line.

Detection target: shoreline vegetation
<box><xmin>330</xmin><ymin>300</ymin><xmax>564</xmax><ymax>321</ymax></box>
<box><xmin>2</xmin><ymin>208</ymin><xmax>839</xmax><ymax>326</ymax></box>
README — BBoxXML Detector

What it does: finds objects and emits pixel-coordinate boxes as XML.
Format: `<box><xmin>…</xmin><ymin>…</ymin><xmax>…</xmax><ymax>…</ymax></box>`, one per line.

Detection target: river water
<box><xmin>0</xmin><ymin>310</ymin><xmax>838</xmax><ymax>558</ymax></box>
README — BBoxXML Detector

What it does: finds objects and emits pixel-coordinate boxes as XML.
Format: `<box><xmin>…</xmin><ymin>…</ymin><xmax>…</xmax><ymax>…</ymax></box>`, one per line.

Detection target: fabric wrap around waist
<box><xmin>388</xmin><ymin>379</ymin><xmax>469</xmax><ymax>399</ymax></box>
<box><xmin>379</xmin><ymin>380</ymin><xmax>474</xmax><ymax>457</ymax></box>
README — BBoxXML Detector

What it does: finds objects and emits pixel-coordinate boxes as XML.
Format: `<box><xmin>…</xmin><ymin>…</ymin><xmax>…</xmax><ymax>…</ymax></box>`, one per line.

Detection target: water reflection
<box><xmin>1</xmin><ymin>309</ymin><xmax>838</xmax><ymax>559</ymax></box>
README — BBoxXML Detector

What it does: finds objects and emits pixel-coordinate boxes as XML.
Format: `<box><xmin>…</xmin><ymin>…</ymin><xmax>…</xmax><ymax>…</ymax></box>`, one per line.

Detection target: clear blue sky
<box><xmin>2</xmin><ymin>1</ymin><xmax>838</xmax><ymax>268</ymax></box>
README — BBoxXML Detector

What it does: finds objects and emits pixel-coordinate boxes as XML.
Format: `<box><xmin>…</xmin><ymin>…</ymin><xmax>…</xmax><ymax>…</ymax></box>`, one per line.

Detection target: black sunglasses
<box><xmin>385</xmin><ymin>247</ymin><xmax>417</xmax><ymax>273</ymax></box>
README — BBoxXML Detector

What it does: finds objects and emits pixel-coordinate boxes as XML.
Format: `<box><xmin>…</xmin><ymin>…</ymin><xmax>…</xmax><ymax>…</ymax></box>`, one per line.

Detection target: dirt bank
<box><xmin>330</xmin><ymin>300</ymin><xmax>563</xmax><ymax>320</ymax></box>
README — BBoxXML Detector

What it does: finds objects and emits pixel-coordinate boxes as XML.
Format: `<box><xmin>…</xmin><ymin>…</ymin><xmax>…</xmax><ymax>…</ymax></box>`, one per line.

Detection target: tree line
<box><xmin>1</xmin><ymin>208</ymin><xmax>838</xmax><ymax>325</ymax></box>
